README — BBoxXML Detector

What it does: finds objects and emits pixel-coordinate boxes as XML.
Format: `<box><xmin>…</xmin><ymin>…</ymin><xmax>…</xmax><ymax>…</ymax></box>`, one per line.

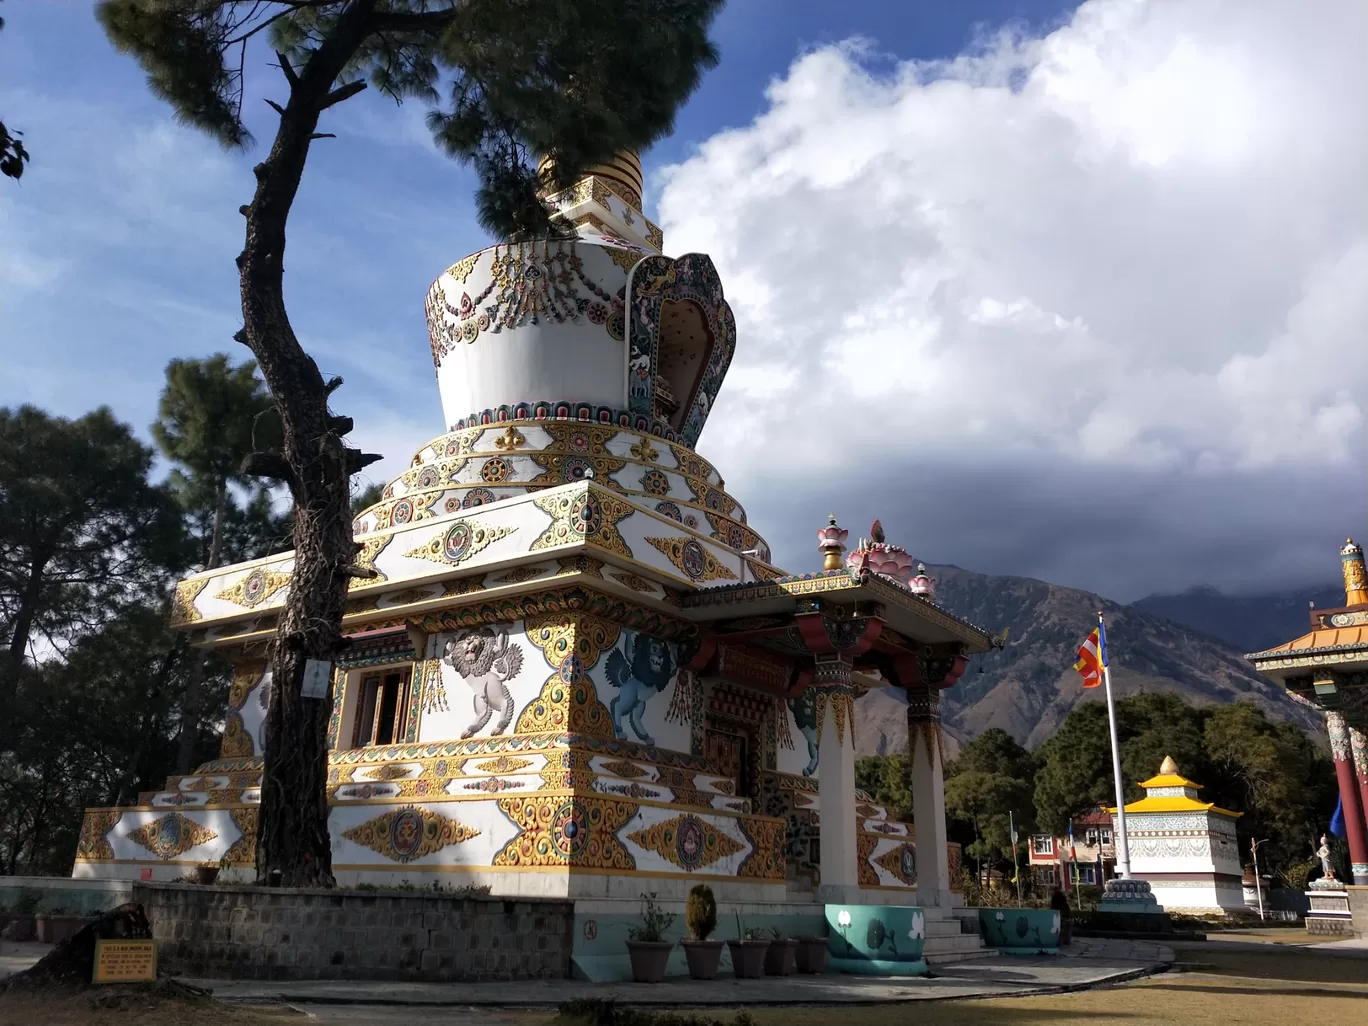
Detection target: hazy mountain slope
<box><xmin>852</xmin><ymin>564</ymin><xmax>1321</xmax><ymax>755</ymax></box>
<box><xmin>1128</xmin><ymin>583</ymin><xmax>1342</xmax><ymax>654</ymax></box>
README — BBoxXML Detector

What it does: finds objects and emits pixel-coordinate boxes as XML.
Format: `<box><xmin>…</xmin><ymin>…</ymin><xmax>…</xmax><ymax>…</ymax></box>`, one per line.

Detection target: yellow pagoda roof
<box><xmin>1106</xmin><ymin>795</ymin><xmax>1241</xmax><ymax>817</ymax></box>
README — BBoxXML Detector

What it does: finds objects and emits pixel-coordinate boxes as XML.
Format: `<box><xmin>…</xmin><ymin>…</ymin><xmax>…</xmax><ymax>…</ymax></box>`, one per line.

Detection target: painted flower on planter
<box><xmin>837</xmin><ymin>909</ymin><xmax>852</xmax><ymax>928</ymax></box>
<box><xmin>910</xmin><ymin>911</ymin><xmax>925</xmax><ymax>941</ymax></box>
<box><xmin>1052</xmin><ymin>912</ymin><xmax>1061</xmax><ymax>937</ymax></box>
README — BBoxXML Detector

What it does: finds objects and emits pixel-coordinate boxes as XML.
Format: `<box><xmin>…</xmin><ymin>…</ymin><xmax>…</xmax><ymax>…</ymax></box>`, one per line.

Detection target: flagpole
<box><xmin>1099</xmin><ymin>611</ymin><xmax>1132</xmax><ymax>880</ymax></box>
<box><xmin>1010</xmin><ymin>811</ymin><xmax>1022</xmax><ymax>907</ymax></box>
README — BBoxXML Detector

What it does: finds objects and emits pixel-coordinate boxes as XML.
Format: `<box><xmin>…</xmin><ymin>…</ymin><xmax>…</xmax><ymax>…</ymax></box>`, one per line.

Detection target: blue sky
<box><xmin>3</xmin><ymin>1</ymin><xmax>1364</xmax><ymax>601</ymax></box>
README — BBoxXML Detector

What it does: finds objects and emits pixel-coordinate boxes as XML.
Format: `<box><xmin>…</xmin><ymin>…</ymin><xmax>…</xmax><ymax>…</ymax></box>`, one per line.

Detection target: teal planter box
<box><xmin>978</xmin><ymin>908</ymin><xmax>1061</xmax><ymax>954</ymax></box>
<box><xmin>824</xmin><ymin>904</ymin><xmax>927</xmax><ymax>976</ymax></box>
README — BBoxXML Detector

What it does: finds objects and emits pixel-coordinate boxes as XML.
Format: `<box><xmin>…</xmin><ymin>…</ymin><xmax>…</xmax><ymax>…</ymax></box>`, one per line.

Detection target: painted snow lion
<box><xmin>605</xmin><ymin>631</ymin><xmax>676</xmax><ymax>745</ymax></box>
<box><xmin>441</xmin><ymin>627</ymin><xmax>524</xmax><ymax>739</ymax></box>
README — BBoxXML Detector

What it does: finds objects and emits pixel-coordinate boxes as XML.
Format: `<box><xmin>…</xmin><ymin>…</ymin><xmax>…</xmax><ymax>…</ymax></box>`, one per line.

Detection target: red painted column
<box><xmin>1351</xmin><ymin>724</ymin><xmax>1368</xmax><ymax>868</ymax></box>
<box><xmin>1327</xmin><ymin>712</ymin><xmax>1368</xmax><ymax>885</ymax></box>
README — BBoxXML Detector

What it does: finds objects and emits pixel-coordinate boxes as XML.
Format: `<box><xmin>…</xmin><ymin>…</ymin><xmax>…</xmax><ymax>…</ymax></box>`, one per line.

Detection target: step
<box><xmin>926</xmin><ymin>948</ymin><xmax>998</xmax><ymax>966</ymax></box>
<box><xmin>925</xmin><ymin>919</ymin><xmax>973</xmax><ymax>938</ymax></box>
<box><xmin>923</xmin><ymin>933</ymin><xmax>986</xmax><ymax>954</ymax></box>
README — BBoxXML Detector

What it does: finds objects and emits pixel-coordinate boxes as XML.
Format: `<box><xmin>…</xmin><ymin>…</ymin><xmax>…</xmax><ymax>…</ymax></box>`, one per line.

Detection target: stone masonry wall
<box><xmin>132</xmin><ymin>882</ymin><xmax>574</xmax><ymax>981</ymax></box>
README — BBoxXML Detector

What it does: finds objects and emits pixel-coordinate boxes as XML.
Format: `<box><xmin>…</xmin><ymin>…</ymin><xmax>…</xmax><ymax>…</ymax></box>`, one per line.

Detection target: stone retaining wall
<box><xmin>132</xmin><ymin>882</ymin><xmax>574</xmax><ymax>981</ymax></box>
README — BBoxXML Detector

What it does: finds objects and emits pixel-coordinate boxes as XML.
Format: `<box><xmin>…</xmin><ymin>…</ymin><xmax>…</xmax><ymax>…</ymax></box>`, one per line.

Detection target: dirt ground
<box><xmin>0</xmin><ymin>984</ymin><xmax>305</xmax><ymax>1026</ymax></box>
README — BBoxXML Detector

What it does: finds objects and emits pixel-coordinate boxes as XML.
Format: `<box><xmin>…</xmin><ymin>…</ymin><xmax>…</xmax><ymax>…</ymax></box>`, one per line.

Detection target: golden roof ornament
<box><xmin>1159</xmin><ymin>755</ymin><xmax>1179</xmax><ymax>775</ymax></box>
<box><xmin>1341</xmin><ymin>537</ymin><xmax>1367</xmax><ymax>607</ymax></box>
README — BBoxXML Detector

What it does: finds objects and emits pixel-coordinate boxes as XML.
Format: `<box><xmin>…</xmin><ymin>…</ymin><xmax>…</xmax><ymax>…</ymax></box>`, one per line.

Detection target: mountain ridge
<box><xmin>853</xmin><ymin>564</ymin><xmax>1325</xmax><ymax>757</ymax></box>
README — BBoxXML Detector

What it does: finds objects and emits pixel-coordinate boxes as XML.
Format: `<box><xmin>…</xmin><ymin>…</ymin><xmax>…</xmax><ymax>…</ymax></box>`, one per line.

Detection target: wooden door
<box><xmin>705</xmin><ymin>730</ymin><xmax>746</xmax><ymax>795</ymax></box>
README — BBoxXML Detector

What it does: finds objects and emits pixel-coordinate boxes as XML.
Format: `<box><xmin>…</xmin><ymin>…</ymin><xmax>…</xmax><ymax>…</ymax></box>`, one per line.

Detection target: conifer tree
<box><xmin>0</xmin><ymin>3</ymin><xmax>30</xmax><ymax>180</ymax></box>
<box><xmin>98</xmin><ymin>0</ymin><xmax>724</xmax><ymax>885</ymax></box>
<box><xmin>153</xmin><ymin>354</ymin><xmax>277</xmax><ymax>772</ymax></box>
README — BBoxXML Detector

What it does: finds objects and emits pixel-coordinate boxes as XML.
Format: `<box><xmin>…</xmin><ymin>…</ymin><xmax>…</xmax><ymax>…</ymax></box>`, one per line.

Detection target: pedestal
<box><xmin>1305</xmin><ymin>879</ymin><xmax>1354</xmax><ymax>937</ymax></box>
<box><xmin>1098</xmin><ymin>877</ymin><xmax>1165</xmax><ymax>915</ymax></box>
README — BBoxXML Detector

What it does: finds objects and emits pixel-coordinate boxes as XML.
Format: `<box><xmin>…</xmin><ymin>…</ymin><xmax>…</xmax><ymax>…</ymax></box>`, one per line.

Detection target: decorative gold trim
<box><xmin>404</xmin><ymin>520</ymin><xmax>515</xmax><ymax>567</ymax></box>
<box><xmin>169</xmin><ymin>578</ymin><xmax>208</xmax><ymax>626</ymax></box>
<box><xmin>215</xmin><ymin>569</ymin><xmax>291</xmax><ymax>609</ymax></box>
<box><xmin>645</xmin><ymin>536</ymin><xmax>738</xmax><ymax>582</ymax></box>
<box><xmin>445</xmin><ymin>253</ymin><xmax>482</xmax><ymax>283</ymax></box>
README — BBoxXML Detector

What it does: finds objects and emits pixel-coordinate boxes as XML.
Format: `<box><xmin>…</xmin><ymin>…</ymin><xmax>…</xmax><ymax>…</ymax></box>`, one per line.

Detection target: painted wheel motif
<box><xmin>417</xmin><ymin>467</ymin><xmax>439</xmax><ymax>489</ymax></box>
<box><xmin>571</xmin><ymin>496</ymin><xmax>602</xmax><ymax>536</ymax></box>
<box><xmin>674</xmin><ymin>816</ymin><xmax>706</xmax><ymax>870</ymax></box>
<box><xmin>551</xmin><ymin>801</ymin><xmax>589</xmax><ymax>858</ymax></box>
<box><xmin>566</xmin><ymin>431</ymin><xmax>591</xmax><ymax>452</ymax></box>
<box><xmin>705</xmin><ymin>488</ymin><xmax>726</xmax><ymax>511</ymax></box>
<box><xmin>655</xmin><ymin>501</ymin><xmax>683</xmax><ymax>522</ymax></box>
<box><xmin>391</xmin><ymin>498</ymin><xmax>415</xmax><ymax>525</ymax></box>
<box><xmin>562</xmin><ymin>457</ymin><xmax>594</xmax><ymax>482</ymax></box>
<box><xmin>387</xmin><ymin>808</ymin><xmax>426</xmax><ymax>862</ymax></box>
<box><xmin>900</xmin><ymin>845</ymin><xmax>917</xmax><ymax>883</ymax></box>
<box><xmin>679</xmin><ymin>539</ymin><xmax>708</xmax><ymax>579</ymax></box>
<box><xmin>445</xmin><ymin>497</ymin><xmax>461</xmax><ymax>512</ymax></box>
<box><xmin>642</xmin><ymin>469</ymin><xmax>670</xmax><ymax>496</ymax></box>
<box><xmin>684</xmin><ymin>514</ymin><xmax>699</xmax><ymax>529</ymax></box>
<box><xmin>481</xmin><ymin>457</ymin><xmax>511</xmax><ymax>483</ymax></box>
<box><xmin>463</xmin><ymin>487</ymin><xmax>498</xmax><ymax>508</ymax></box>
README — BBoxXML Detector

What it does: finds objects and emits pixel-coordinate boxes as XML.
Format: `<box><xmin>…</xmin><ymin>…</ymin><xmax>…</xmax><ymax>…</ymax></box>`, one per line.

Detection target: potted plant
<box><xmin>626</xmin><ymin>893</ymin><xmax>676</xmax><ymax>983</ymax></box>
<box><xmin>726</xmin><ymin>913</ymin><xmax>770</xmax><ymax>979</ymax></box>
<box><xmin>681</xmin><ymin>884</ymin><xmax>723</xmax><ymax>980</ymax></box>
<box><xmin>764</xmin><ymin>927</ymin><xmax>797</xmax><ymax>976</ymax></box>
<box><xmin>794</xmin><ymin>933</ymin><xmax>827</xmax><ymax>974</ymax></box>
<box><xmin>34</xmin><ymin>907</ymin><xmax>91</xmax><ymax>945</ymax></box>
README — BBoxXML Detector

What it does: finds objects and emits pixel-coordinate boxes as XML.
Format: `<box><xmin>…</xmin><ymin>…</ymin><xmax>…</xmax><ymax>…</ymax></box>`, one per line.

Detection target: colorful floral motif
<box><xmin>627</xmin><ymin>814</ymin><xmax>744</xmax><ymax>871</ymax></box>
<box><xmin>735</xmin><ymin>815</ymin><xmax>786</xmax><ymax>880</ymax></box>
<box><xmin>169</xmin><ymin>578</ymin><xmax>208</xmax><ymax>626</ymax></box>
<box><xmin>492</xmin><ymin>794</ymin><xmax>637</xmax><ymax>869</ymax></box>
<box><xmin>462</xmin><ymin>487</ymin><xmax>499</xmax><ymax>508</ymax></box>
<box><xmin>404</xmin><ymin>520</ymin><xmax>514</xmax><ymax>567</ymax></box>
<box><xmin>645</xmin><ymin>536</ymin><xmax>738</xmax><ymax>582</ymax></box>
<box><xmin>873</xmin><ymin>842</ymin><xmax>918</xmax><ymax>886</ymax></box>
<box><xmin>216</xmin><ymin>568</ymin><xmax>291</xmax><ymax>609</ymax></box>
<box><xmin>75</xmin><ymin>810</ymin><xmax>121</xmax><ymax>861</ymax></box>
<box><xmin>515</xmin><ymin>613</ymin><xmax>618</xmax><ymax>737</ymax></box>
<box><xmin>126</xmin><ymin>813</ymin><xmax>218</xmax><ymax>861</ymax></box>
<box><xmin>599</xmin><ymin>759</ymin><xmax>650</xmax><ymax>779</ymax></box>
<box><xmin>472</xmin><ymin>756</ymin><xmax>533</xmax><ymax>773</ymax></box>
<box><xmin>342</xmin><ymin>805</ymin><xmax>480</xmax><ymax>863</ymax></box>
<box><xmin>529</xmin><ymin>490</ymin><xmax>634</xmax><ymax>557</ymax></box>
<box><xmin>221</xmin><ymin>808</ymin><xmax>258</xmax><ymax>868</ymax></box>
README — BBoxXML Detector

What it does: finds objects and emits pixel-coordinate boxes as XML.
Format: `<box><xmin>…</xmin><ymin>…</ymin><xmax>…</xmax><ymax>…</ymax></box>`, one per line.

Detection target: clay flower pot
<box><xmin>764</xmin><ymin>937</ymin><xmax>797</xmax><ymax>976</ymax></box>
<box><xmin>626</xmin><ymin>940</ymin><xmax>674</xmax><ymax>983</ymax></box>
<box><xmin>727</xmin><ymin>939</ymin><xmax>770</xmax><ymax>979</ymax></box>
<box><xmin>795</xmin><ymin>937</ymin><xmax>827</xmax><ymax>974</ymax></box>
<box><xmin>682</xmin><ymin>939</ymin><xmax>724</xmax><ymax>980</ymax></box>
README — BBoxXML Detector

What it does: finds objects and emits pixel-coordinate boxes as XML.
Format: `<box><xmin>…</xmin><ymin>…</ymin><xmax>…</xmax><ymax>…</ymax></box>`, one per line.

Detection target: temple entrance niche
<box><xmin>655</xmin><ymin>299</ymin><xmax>714</xmax><ymax>430</ymax></box>
<box><xmin>704</xmin><ymin>680</ymin><xmax>774</xmax><ymax>801</ymax></box>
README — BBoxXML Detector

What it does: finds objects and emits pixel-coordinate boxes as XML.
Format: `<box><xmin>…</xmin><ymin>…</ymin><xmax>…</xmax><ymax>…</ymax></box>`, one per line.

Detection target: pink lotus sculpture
<box><xmin>908</xmin><ymin>562</ymin><xmax>937</xmax><ymax>599</ymax></box>
<box><xmin>817</xmin><ymin>514</ymin><xmax>849</xmax><ymax>572</ymax></box>
<box><xmin>846</xmin><ymin>519</ymin><xmax>915</xmax><ymax>580</ymax></box>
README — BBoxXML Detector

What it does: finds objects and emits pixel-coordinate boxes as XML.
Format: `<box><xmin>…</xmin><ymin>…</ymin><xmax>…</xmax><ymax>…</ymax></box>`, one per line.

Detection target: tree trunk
<box><xmin>2</xmin><ymin>556</ymin><xmax>47</xmax><ymax>700</ymax></box>
<box><xmin>236</xmin><ymin>0</ymin><xmax>378</xmax><ymax>888</ymax></box>
<box><xmin>174</xmin><ymin>478</ymin><xmax>228</xmax><ymax>774</ymax></box>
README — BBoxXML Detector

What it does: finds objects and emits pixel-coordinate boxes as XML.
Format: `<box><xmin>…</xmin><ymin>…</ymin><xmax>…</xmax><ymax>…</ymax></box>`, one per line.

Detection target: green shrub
<box><xmin>684</xmin><ymin>884</ymin><xmax>716</xmax><ymax>940</ymax></box>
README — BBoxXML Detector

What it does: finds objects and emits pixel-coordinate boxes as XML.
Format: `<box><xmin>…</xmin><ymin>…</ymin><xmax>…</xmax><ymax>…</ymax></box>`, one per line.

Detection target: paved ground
<box><xmin>2</xmin><ymin>937</ymin><xmax>1171</xmax><ymax>1007</ymax></box>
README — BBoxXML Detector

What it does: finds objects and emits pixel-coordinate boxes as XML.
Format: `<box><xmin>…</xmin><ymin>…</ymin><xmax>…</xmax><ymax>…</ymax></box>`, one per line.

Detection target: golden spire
<box><xmin>1159</xmin><ymin>755</ymin><xmax>1179</xmax><ymax>775</ymax></box>
<box><xmin>1342</xmin><ymin>538</ymin><xmax>1367</xmax><ymax>607</ymax></box>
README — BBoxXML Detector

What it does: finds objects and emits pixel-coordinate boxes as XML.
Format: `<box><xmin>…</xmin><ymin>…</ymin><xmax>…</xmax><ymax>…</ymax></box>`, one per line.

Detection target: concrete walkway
<box><xmin>2</xmin><ymin>937</ymin><xmax>1172</xmax><ymax>1007</ymax></box>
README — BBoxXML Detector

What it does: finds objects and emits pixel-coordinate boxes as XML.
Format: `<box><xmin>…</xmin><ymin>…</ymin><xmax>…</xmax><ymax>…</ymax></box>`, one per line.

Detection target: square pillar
<box><xmin>908</xmin><ymin>683</ymin><xmax>951</xmax><ymax>907</ymax></box>
<box><xmin>813</xmin><ymin>657</ymin><xmax>859</xmax><ymax>903</ymax></box>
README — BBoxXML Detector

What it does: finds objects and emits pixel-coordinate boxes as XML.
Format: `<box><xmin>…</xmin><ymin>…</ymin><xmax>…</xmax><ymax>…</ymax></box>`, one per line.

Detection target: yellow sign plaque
<box><xmin>92</xmin><ymin>939</ymin><xmax>157</xmax><ymax>984</ymax></box>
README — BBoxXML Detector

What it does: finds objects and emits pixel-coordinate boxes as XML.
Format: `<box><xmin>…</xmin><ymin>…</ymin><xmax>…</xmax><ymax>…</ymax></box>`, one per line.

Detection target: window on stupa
<box><xmin>351</xmin><ymin>666</ymin><xmax>413</xmax><ymax>748</ymax></box>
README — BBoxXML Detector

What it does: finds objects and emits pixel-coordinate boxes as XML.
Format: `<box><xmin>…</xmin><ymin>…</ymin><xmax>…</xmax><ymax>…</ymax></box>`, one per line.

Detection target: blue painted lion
<box><xmin>605</xmin><ymin>631</ymin><xmax>676</xmax><ymax>745</ymax></box>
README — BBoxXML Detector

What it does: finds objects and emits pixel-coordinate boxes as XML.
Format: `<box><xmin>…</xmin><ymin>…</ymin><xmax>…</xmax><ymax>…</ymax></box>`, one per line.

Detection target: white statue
<box><xmin>1315</xmin><ymin>834</ymin><xmax>1335</xmax><ymax>881</ymax></box>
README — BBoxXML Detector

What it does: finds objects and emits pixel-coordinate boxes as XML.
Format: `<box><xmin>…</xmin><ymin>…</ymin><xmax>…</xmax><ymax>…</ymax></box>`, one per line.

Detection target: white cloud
<box><xmin>658</xmin><ymin>0</ymin><xmax>1368</xmax><ymax>500</ymax></box>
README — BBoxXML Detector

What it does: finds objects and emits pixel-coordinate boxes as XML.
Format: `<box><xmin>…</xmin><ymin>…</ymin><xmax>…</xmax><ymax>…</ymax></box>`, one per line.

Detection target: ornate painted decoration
<box><xmin>75</xmin><ymin>810</ymin><xmax>121</xmax><ymax>861</ymax></box>
<box><xmin>405</xmin><ymin>519</ymin><xmax>514</xmax><ymax>567</ymax></box>
<box><xmin>530</xmin><ymin>489</ymin><xmax>634</xmax><ymax>557</ymax></box>
<box><xmin>342</xmin><ymin>805</ymin><xmax>481</xmax><ymax>863</ymax></box>
<box><xmin>215</xmin><ymin>568</ymin><xmax>291</xmax><ymax>609</ymax></box>
<box><xmin>169</xmin><ymin>578</ymin><xmax>208</xmax><ymax>626</ymax></box>
<box><xmin>645</xmin><ymin>536</ymin><xmax>737</xmax><ymax>582</ymax></box>
<box><xmin>600</xmin><ymin>759</ymin><xmax>649</xmax><ymax>779</ymax></box>
<box><xmin>473</xmin><ymin>756</ymin><xmax>533</xmax><ymax>774</ymax></box>
<box><xmin>735</xmin><ymin>815</ymin><xmax>786</xmax><ymax>880</ymax></box>
<box><xmin>126</xmin><ymin>813</ymin><xmax>218</xmax><ymax>861</ymax></box>
<box><xmin>873</xmin><ymin>842</ymin><xmax>918</xmax><ymax>886</ymax></box>
<box><xmin>221</xmin><ymin>808</ymin><xmax>258</xmax><ymax>868</ymax></box>
<box><xmin>627</xmin><ymin>814</ymin><xmax>745</xmax><ymax>871</ymax></box>
<box><xmin>625</xmin><ymin>253</ymin><xmax>737</xmax><ymax>448</ymax></box>
<box><xmin>516</xmin><ymin>613</ymin><xmax>618</xmax><ymax>737</ymax></box>
<box><xmin>492</xmin><ymin>794</ymin><xmax>637</xmax><ymax>870</ymax></box>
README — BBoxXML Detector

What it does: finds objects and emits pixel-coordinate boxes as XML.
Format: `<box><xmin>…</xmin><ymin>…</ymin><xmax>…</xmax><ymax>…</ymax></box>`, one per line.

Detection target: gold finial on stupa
<box><xmin>1342</xmin><ymin>538</ymin><xmax>1367</xmax><ymax>607</ymax></box>
<box><xmin>1159</xmin><ymin>755</ymin><xmax>1179</xmax><ymax>775</ymax></box>
<box><xmin>537</xmin><ymin>150</ymin><xmax>645</xmax><ymax>210</ymax></box>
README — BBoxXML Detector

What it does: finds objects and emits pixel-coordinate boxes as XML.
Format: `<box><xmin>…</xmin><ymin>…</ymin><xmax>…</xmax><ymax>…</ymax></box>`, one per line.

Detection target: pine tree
<box><xmin>0</xmin><ymin>3</ymin><xmax>30</xmax><ymax>180</ymax></box>
<box><xmin>98</xmin><ymin>0</ymin><xmax>724</xmax><ymax>886</ymax></box>
<box><xmin>152</xmin><ymin>354</ymin><xmax>277</xmax><ymax>772</ymax></box>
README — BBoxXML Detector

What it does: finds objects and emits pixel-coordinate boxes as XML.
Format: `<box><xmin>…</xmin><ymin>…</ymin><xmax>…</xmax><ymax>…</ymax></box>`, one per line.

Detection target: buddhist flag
<box><xmin>1073</xmin><ymin>628</ymin><xmax>1104</xmax><ymax>688</ymax></box>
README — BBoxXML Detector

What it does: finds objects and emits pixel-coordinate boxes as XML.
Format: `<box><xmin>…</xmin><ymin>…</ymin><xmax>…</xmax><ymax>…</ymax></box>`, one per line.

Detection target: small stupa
<box><xmin>1108</xmin><ymin>756</ymin><xmax>1244</xmax><ymax>914</ymax></box>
